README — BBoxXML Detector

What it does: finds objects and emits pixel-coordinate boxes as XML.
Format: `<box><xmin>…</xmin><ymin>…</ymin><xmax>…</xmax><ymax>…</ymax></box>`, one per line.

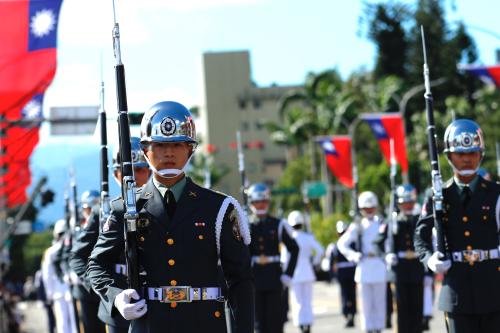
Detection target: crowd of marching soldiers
<box><xmin>35</xmin><ymin>101</ymin><xmax>498</xmax><ymax>333</ymax></box>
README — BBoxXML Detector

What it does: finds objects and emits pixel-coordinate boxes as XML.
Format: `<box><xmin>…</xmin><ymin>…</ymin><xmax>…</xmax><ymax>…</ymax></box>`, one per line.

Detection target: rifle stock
<box><xmin>112</xmin><ymin>1</ymin><xmax>139</xmax><ymax>291</ymax></box>
<box><xmin>387</xmin><ymin>139</ymin><xmax>398</xmax><ymax>254</ymax></box>
<box><xmin>421</xmin><ymin>26</ymin><xmax>447</xmax><ymax>256</ymax></box>
<box><xmin>236</xmin><ymin>131</ymin><xmax>248</xmax><ymax>210</ymax></box>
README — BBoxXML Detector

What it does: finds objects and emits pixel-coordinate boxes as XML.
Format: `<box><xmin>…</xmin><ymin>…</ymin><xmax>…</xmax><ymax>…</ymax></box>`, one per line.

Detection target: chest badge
<box><xmin>189</xmin><ymin>191</ymin><xmax>197</xmax><ymax>198</ymax></box>
<box><xmin>194</xmin><ymin>222</ymin><xmax>206</xmax><ymax>227</ymax></box>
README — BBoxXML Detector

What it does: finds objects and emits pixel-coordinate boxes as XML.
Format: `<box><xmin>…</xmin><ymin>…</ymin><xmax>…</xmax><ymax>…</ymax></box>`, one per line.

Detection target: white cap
<box><xmin>287</xmin><ymin>210</ymin><xmax>305</xmax><ymax>227</ymax></box>
<box><xmin>358</xmin><ymin>191</ymin><xmax>378</xmax><ymax>209</ymax></box>
<box><xmin>53</xmin><ymin>219</ymin><xmax>67</xmax><ymax>238</ymax></box>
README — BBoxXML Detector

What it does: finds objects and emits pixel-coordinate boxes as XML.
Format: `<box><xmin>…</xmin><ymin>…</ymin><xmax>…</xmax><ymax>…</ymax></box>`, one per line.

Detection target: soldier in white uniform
<box><xmin>338</xmin><ymin>191</ymin><xmax>387</xmax><ymax>333</ymax></box>
<box><xmin>41</xmin><ymin>219</ymin><xmax>78</xmax><ymax>333</ymax></box>
<box><xmin>282</xmin><ymin>211</ymin><xmax>323</xmax><ymax>333</ymax></box>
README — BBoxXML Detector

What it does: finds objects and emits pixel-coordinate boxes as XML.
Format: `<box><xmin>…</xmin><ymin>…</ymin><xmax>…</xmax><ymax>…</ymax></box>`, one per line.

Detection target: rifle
<box><xmin>496</xmin><ymin>142</ymin><xmax>500</xmax><ymax>180</ymax></box>
<box><xmin>98</xmin><ymin>78</ymin><xmax>111</xmax><ymax>227</ymax></box>
<box><xmin>421</xmin><ymin>26</ymin><xmax>447</xmax><ymax>257</ymax></box>
<box><xmin>386</xmin><ymin>139</ymin><xmax>398</xmax><ymax>254</ymax></box>
<box><xmin>236</xmin><ymin>131</ymin><xmax>248</xmax><ymax>210</ymax></box>
<box><xmin>112</xmin><ymin>0</ymin><xmax>139</xmax><ymax>291</ymax></box>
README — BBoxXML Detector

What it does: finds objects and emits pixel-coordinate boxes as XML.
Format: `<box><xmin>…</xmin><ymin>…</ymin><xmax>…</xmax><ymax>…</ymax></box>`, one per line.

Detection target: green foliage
<box><xmin>310</xmin><ymin>212</ymin><xmax>349</xmax><ymax>246</ymax></box>
<box><xmin>23</xmin><ymin>231</ymin><xmax>53</xmax><ymax>277</ymax></box>
<box><xmin>273</xmin><ymin>156</ymin><xmax>311</xmax><ymax>212</ymax></box>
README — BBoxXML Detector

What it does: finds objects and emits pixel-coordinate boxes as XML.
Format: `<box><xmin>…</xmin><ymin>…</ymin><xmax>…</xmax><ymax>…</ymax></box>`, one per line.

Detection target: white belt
<box><xmin>115</xmin><ymin>264</ymin><xmax>127</xmax><ymax>276</ymax></box>
<box><xmin>146</xmin><ymin>286</ymin><xmax>223</xmax><ymax>303</ymax></box>
<box><xmin>451</xmin><ymin>248</ymin><xmax>499</xmax><ymax>263</ymax></box>
<box><xmin>336</xmin><ymin>262</ymin><xmax>356</xmax><ymax>268</ymax></box>
<box><xmin>397</xmin><ymin>251</ymin><xmax>418</xmax><ymax>259</ymax></box>
<box><xmin>251</xmin><ymin>255</ymin><xmax>281</xmax><ymax>265</ymax></box>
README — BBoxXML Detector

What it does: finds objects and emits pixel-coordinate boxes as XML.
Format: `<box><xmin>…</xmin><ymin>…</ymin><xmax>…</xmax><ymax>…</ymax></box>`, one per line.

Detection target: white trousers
<box><xmin>290</xmin><ymin>281</ymin><xmax>314</xmax><ymax>326</ymax></box>
<box><xmin>358</xmin><ymin>282</ymin><xmax>386</xmax><ymax>331</ymax></box>
<box><xmin>53</xmin><ymin>292</ymin><xmax>78</xmax><ymax>333</ymax></box>
<box><xmin>423</xmin><ymin>275</ymin><xmax>434</xmax><ymax>316</ymax></box>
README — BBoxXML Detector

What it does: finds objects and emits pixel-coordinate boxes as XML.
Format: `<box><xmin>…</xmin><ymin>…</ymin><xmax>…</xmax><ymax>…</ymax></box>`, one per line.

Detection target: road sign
<box><xmin>303</xmin><ymin>181</ymin><xmax>327</xmax><ymax>199</ymax></box>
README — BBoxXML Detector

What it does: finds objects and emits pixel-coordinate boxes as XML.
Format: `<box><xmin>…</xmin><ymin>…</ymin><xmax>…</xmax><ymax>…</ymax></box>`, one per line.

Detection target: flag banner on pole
<box><xmin>460</xmin><ymin>64</ymin><xmax>500</xmax><ymax>88</ymax></box>
<box><xmin>361</xmin><ymin>112</ymin><xmax>408</xmax><ymax>173</ymax></box>
<box><xmin>0</xmin><ymin>0</ymin><xmax>63</xmax><ymax>115</ymax></box>
<box><xmin>316</xmin><ymin>136</ymin><xmax>353</xmax><ymax>189</ymax></box>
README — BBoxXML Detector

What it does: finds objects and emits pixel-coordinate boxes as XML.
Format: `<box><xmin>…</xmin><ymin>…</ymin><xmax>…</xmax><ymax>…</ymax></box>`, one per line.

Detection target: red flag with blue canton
<box><xmin>460</xmin><ymin>64</ymin><xmax>500</xmax><ymax>88</ymax></box>
<box><xmin>317</xmin><ymin>136</ymin><xmax>353</xmax><ymax>189</ymax></box>
<box><xmin>0</xmin><ymin>0</ymin><xmax>63</xmax><ymax>116</ymax></box>
<box><xmin>361</xmin><ymin>113</ymin><xmax>408</xmax><ymax>173</ymax></box>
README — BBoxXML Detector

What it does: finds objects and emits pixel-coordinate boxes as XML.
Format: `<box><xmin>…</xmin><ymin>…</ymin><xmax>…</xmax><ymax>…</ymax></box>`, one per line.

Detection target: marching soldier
<box><xmin>87</xmin><ymin>101</ymin><xmax>254</xmax><ymax>333</ymax></box>
<box><xmin>283</xmin><ymin>211</ymin><xmax>323</xmax><ymax>333</ymax></box>
<box><xmin>70</xmin><ymin>140</ymin><xmax>151</xmax><ymax>333</ymax></box>
<box><xmin>375</xmin><ymin>184</ymin><xmax>425</xmax><ymax>333</ymax></box>
<box><xmin>338</xmin><ymin>191</ymin><xmax>387</xmax><ymax>333</ymax></box>
<box><xmin>324</xmin><ymin>221</ymin><xmax>357</xmax><ymax>328</ymax></box>
<box><xmin>247</xmin><ymin>182</ymin><xmax>299</xmax><ymax>333</ymax></box>
<box><xmin>414</xmin><ymin>119</ymin><xmax>500</xmax><ymax>333</ymax></box>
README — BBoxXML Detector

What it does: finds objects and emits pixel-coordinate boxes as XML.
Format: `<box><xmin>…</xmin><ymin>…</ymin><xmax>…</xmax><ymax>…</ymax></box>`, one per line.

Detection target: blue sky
<box><xmin>32</xmin><ymin>0</ymin><xmax>500</xmax><ymax>225</ymax></box>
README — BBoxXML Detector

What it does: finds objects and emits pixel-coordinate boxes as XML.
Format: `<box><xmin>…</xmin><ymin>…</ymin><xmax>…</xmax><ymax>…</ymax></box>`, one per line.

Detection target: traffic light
<box><xmin>40</xmin><ymin>189</ymin><xmax>55</xmax><ymax>207</ymax></box>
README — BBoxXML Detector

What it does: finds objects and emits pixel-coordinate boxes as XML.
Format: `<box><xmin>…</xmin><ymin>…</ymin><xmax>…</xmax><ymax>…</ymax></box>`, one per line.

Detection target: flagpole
<box><xmin>346</xmin><ymin>117</ymin><xmax>361</xmax><ymax>220</ymax></box>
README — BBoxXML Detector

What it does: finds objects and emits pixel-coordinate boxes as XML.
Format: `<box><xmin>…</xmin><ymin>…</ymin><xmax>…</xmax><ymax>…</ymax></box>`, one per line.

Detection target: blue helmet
<box><xmin>113</xmin><ymin>136</ymin><xmax>149</xmax><ymax>170</ymax></box>
<box><xmin>81</xmin><ymin>190</ymin><xmax>100</xmax><ymax>208</ymax></box>
<box><xmin>443</xmin><ymin>119</ymin><xmax>484</xmax><ymax>154</ymax></box>
<box><xmin>140</xmin><ymin>101</ymin><xmax>197</xmax><ymax>146</ymax></box>
<box><xmin>396</xmin><ymin>184</ymin><xmax>417</xmax><ymax>204</ymax></box>
<box><xmin>247</xmin><ymin>183</ymin><xmax>271</xmax><ymax>202</ymax></box>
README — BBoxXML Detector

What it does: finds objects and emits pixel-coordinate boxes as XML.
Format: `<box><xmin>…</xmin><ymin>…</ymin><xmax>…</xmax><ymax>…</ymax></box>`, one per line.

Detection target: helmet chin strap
<box><xmin>250</xmin><ymin>205</ymin><xmax>268</xmax><ymax>216</ymax></box>
<box><xmin>446</xmin><ymin>159</ymin><xmax>479</xmax><ymax>176</ymax></box>
<box><xmin>145</xmin><ymin>154</ymin><xmax>194</xmax><ymax>179</ymax></box>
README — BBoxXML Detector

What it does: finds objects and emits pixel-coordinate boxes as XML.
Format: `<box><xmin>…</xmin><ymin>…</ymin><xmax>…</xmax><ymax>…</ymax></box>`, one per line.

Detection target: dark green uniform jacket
<box><xmin>415</xmin><ymin>176</ymin><xmax>500</xmax><ymax>314</ymax></box>
<box><xmin>87</xmin><ymin>177</ymin><xmax>254</xmax><ymax>333</ymax></box>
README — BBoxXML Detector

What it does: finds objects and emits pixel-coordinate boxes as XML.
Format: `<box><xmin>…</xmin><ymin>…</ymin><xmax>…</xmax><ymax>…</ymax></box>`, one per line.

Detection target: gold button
<box><xmin>214</xmin><ymin>311</ymin><xmax>221</xmax><ymax>318</ymax></box>
<box><xmin>462</xmin><ymin>216</ymin><xmax>468</xmax><ymax>222</ymax></box>
<box><xmin>167</xmin><ymin>238</ymin><xmax>174</xmax><ymax>245</ymax></box>
<box><xmin>170</xmin><ymin>280</ymin><xmax>177</xmax><ymax>286</ymax></box>
<box><xmin>170</xmin><ymin>302</ymin><xmax>177</xmax><ymax>308</ymax></box>
<box><xmin>198</xmin><ymin>235</ymin><xmax>204</xmax><ymax>240</ymax></box>
<box><xmin>469</xmin><ymin>261</ymin><xmax>475</xmax><ymax>267</ymax></box>
<box><xmin>139</xmin><ymin>236</ymin><xmax>145</xmax><ymax>242</ymax></box>
<box><xmin>464</xmin><ymin>231</ymin><xmax>470</xmax><ymax>237</ymax></box>
<box><xmin>466</xmin><ymin>245</ymin><xmax>473</xmax><ymax>250</ymax></box>
<box><xmin>483</xmin><ymin>216</ymin><xmax>488</xmax><ymax>221</ymax></box>
<box><xmin>497</xmin><ymin>267</ymin><xmax>500</xmax><ymax>272</ymax></box>
<box><xmin>168</xmin><ymin>259</ymin><xmax>175</xmax><ymax>266</ymax></box>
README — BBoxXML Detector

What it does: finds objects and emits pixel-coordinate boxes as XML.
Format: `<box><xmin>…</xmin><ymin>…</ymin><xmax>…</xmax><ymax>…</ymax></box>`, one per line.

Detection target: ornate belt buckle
<box><xmin>405</xmin><ymin>250</ymin><xmax>415</xmax><ymax>259</ymax></box>
<box><xmin>259</xmin><ymin>255</ymin><xmax>269</xmax><ymax>264</ymax></box>
<box><xmin>162</xmin><ymin>286</ymin><xmax>191</xmax><ymax>303</ymax></box>
<box><xmin>463</xmin><ymin>250</ymin><xmax>480</xmax><ymax>265</ymax></box>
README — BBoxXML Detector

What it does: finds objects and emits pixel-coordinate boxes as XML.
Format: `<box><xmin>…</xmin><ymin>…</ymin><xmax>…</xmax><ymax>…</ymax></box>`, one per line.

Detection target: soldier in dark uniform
<box><xmin>87</xmin><ymin>101</ymin><xmax>254</xmax><ymax>333</ymax></box>
<box><xmin>247</xmin><ymin>182</ymin><xmax>299</xmax><ymax>333</ymax></box>
<box><xmin>414</xmin><ymin>119</ymin><xmax>500</xmax><ymax>333</ymax></box>
<box><xmin>69</xmin><ymin>137</ymin><xmax>151</xmax><ymax>333</ymax></box>
<box><xmin>325</xmin><ymin>220</ymin><xmax>357</xmax><ymax>328</ymax></box>
<box><xmin>375</xmin><ymin>184</ymin><xmax>424</xmax><ymax>333</ymax></box>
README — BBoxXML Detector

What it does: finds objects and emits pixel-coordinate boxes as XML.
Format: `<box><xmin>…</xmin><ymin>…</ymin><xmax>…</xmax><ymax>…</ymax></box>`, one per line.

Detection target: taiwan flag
<box><xmin>317</xmin><ymin>136</ymin><xmax>353</xmax><ymax>189</ymax></box>
<box><xmin>460</xmin><ymin>64</ymin><xmax>500</xmax><ymax>88</ymax></box>
<box><xmin>361</xmin><ymin>113</ymin><xmax>408</xmax><ymax>173</ymax></box>
<box><xmin>0</xmin><ymin>0</ymin><xmax>63</xmax><ymax>116</ymax></box>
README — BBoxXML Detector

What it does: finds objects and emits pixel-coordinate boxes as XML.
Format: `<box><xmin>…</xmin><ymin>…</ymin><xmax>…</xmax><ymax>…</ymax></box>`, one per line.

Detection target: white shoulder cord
<box><xmin>495</xmin><ymin>195</ymin><xmax>500</xmax><ymax>247</ymax></box>
<box><xmin>215</xmin><ymin>196</ymin><xmax>251</xmax><ymax>258</ymax></box>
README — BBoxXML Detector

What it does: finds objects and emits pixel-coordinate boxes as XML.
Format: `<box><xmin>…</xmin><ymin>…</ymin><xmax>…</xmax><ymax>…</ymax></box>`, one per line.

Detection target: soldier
<box><xmin>284</xmin><ymin>211</ymin><xmax>323</xmax><ymax>333</ymax></box>
<box><xmin>338</xmin><ymin>191</ymin><xmax>387</xmax><ymax>333</ymax></box>
<box><xmin>87</xmin><ymin>101</ymin><xmax>254</xmax><ymax>333</ymax></box>
<box><xmin>375</xmin><ymin>184</ymin><xmax>424</xmax><ymax>333</ymax></box>
<box><xmin>70</xmin><ymin>137</ymin><xmax>151</xmax><ymax>333</ymax></box>
<box><xmin>324</xmin><ymin>221</ymin><xmax>357</xmax><ymax>328</ymax></box>
<box><xmin>414</xmin><ymin>119</ymin><xmax>500</xmax><ymax>333</ymax></box>
<box><xmin>42</xmin><ymin>219</ymin><xmax>78</xmax><ymax>333</ymax></box>
<box><xmin>247</xmin><ymin>182</ymin><xmax>299</xmax><ymax>333</ymax></box>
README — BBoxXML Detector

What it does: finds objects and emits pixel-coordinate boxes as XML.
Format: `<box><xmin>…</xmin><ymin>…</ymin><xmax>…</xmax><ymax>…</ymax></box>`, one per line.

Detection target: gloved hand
<box><xmin>280</xmin><ymin>274</ymin><xmax>292</xmax><ymax>287</ymax></box>
<box><xmin>427</xmin><ymin>252</ymin><xmax>451</xmax><ymax>274</ymax></box>
<box><xmin>114</xmin><ymin>289</ymin><xmax>147</xmax><ymax>320</ymax></box>
<box><xmin>69</xmin><ymin>271</ymin><xmax>81</xmax><ymax>285</ymax></box>
<box><xmin>349</xmin><ymin>252</ymin><xmax>362</xmax><ymax>264</ymax></box>
<box><xmin>385</xmin><ymin>253</ymin><xmax>398</xmax><ymax>266</ymax></box>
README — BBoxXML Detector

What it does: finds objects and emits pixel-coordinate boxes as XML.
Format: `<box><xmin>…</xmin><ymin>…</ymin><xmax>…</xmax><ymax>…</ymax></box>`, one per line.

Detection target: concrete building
<box><xmin>200</xmin><ymin>50</ymin><xmax>301</xmax><ymax>198</ymax></box>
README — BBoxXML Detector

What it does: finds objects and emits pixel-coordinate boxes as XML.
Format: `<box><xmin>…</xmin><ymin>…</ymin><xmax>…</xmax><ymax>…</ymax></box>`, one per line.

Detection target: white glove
<box><xmin>385</xmin><ymin>253</ymin><xmax>398</xmax><ymax>267</ymax></box>
<box><xmin>349</xmin><ymin>252</ymin><xmax>362</xmax><ymax>264</ymax></box>
<box><xmin>280</xmin><ymin>274</ymin><xmax>292</xmax><ymax>287</ymax></box>
<box><xmin>69</xmin><ymin>271</ymin><xmax>81</xmax><ymax>285</ymax></box>
<box><xmin>114</xmin><ymin>289</ymin><xmax>147</xmax><ymax>320</ymax></box>
<box><xmin>63</xmin><ymin>274</ymin><xmax>71</xmax><ymax>284</ymax></box>
<box><xmin>427</xmin><ymin>252</ymin><xmax>451</xmax><ymax>274</ymax></box>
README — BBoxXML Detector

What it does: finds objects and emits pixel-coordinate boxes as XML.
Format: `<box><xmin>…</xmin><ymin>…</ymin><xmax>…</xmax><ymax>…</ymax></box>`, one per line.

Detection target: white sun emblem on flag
<box><xmin>372</xmin><ymin>123</ymin><xmax>386</xmax><ymax>135</ymax></box>
<box><xmin>321</xmin><ymin>141</ymin><xmax>336</xmax><ymax>153</ymax></box>
<box><xmin>23</xmin><ymin>100</ymin><xmax>42</xmax><ymax>119</ymax></box>
<box><xmin>30</xmin><ymin>9</ymin><xmax>56</xmax><ymax>38</ymax></box>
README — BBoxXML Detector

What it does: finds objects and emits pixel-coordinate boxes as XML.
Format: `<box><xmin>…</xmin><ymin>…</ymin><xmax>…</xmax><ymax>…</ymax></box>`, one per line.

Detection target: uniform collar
<box><xmin>453</xmin><ymin>175</ymin><xmax>478</xmax><ymax>193</ymax></box>
<box><xmin>152</xmin><ymin>176</ymin><xmax>186</xmax><ymax>201</ymax></box>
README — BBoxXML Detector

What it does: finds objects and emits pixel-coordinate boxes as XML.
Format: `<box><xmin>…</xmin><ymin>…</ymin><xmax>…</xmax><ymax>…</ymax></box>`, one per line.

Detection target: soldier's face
<box><xmin>134</xmin><ymin>166</ymin><xmax>151</xmax><ymax>187</ymax></box>
<box><xmin>361</xmin><ymin>207</ymin><xmax>376</xmax><ymax>218</ymax></box>
<box><xmin>250</xmin><ymin>200</ymin><xmax>270</xmax><ymax>217</ymax></box>
<box><xmin>449</xmin><ymin>151</ymin><xmax>481</xmax><ymax>172</ymax></box>
<box><xmin>399</xmin><ymin>202</ymin><xmax>415</xmax><ymax>215</ymax></box>
<box><xmin>145</xmin><ymin>142</ymin><xmax>192</xmax><ymax>171</ymax></box>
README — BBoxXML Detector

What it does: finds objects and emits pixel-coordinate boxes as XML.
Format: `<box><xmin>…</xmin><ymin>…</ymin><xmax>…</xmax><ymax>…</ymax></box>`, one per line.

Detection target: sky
<box><xmin>30</xmin><ymin>0</ymin><xmax>500</xmax><ymax>225</ymax></box>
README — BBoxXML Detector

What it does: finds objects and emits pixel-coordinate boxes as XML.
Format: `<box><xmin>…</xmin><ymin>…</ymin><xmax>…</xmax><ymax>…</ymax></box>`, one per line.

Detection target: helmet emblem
<box><xmin>461</xmin><ymin>133</ymin><xmax>473</xmax><ymax>147</ymax></box>
<box><xmin>160</xmin><ymin>117</ymin><xmax>176</xmax><ymax>136</ymax></box>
